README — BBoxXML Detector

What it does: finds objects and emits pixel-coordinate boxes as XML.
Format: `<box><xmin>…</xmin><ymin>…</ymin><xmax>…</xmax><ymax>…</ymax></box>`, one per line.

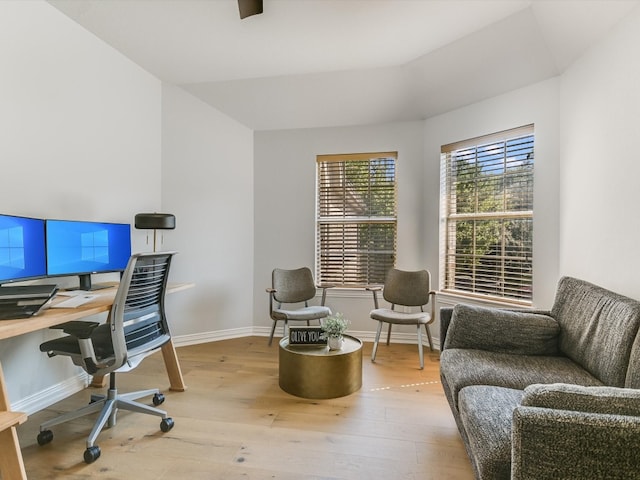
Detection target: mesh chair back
<box><xmin>272</xmin><ymin>267</ymin><xmax>317</xmax><ymax>304</ymax></box>
<box><xmin>383</xmin><ymin>268</ymin><xmax>431</xmax><ymax>307</ymax></box>
<box><xmin>109</xmin><ymin>252</ymin><xmax>176</xmax><ymax>368</ymax></box>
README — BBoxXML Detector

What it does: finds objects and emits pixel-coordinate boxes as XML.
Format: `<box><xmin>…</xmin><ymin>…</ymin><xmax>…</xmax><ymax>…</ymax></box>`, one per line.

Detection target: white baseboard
<box><xmin>13</xmin><ymin>372</ymin><xmax>89</xmax><ymax>416</ymax></box>
<box><xmin>172</xmin><ymin>327</ymin><xmax>253</xmax><ymax>347</ymax></box>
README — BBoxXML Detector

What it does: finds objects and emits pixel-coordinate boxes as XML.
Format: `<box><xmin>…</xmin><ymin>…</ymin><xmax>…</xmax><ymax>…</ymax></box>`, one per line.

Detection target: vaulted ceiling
<box><xmin>48</xmin><ymin>0</ymin><xmax>639</xmax><ymax>130</ymax></box>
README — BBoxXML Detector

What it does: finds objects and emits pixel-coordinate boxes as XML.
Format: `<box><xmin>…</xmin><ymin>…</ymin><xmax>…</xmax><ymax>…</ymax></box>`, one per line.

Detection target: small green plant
<box><xmin>321</xmin><ymin>313</ymin><xmax>350</xmax><ymax>339</ymax></box>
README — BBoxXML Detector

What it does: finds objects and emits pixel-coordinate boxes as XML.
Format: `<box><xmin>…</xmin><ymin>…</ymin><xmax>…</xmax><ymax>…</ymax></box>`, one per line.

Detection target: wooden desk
<box><xmin>0</xmin><ymin>282</ymin><xmax>192</xmax><ymax>480</ymax></box>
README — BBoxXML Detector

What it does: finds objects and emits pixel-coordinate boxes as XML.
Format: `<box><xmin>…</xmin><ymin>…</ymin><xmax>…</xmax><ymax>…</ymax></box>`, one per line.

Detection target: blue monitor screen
<box><xmin>0</xmin><ymin>214</ymin><xmax>47</xmax><ymax>284</ymax></box>
<box><xmin>46</xmin><ymin>220</ymin><xmax>131</xmax><ymax>276</ymax></box>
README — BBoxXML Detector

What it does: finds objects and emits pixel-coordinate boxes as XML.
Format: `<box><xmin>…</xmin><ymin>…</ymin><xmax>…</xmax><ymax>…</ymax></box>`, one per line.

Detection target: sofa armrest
<box><xmin>511</xmin><ymin>406</ymin><xmax>640</xmax><ymax>480</ymax></box>
<box><xmin>439</xmin><ymin>307</ymin><xmax>454</xmax><ymax>350</ymax></box>
<box><xmin>522</xmin><ymin>383</ymin><xmax>640</xmax><ymax>415</ymax></box>
<box><xmin>443</xmin><ymin>304</ymin><xmax>559</xmax><ymax>355</ymax></box>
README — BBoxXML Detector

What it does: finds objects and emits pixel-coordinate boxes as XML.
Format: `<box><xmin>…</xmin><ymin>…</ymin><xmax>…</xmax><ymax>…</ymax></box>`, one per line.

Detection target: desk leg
<box><xmin>161</xmin><ymin>339</ymin><xmax>186</xmax><ymax>392</ymax></box>
<box><xmin>89</xmin><ymin>340</ymin><xmax>186</xmax><ymax>392</ymax></box>
<box><xmin>0</xmin><ymin>428</ymin><xmax>27</xmax><ymax>480</ymax></box>
<box><xmin>0</xmin><ymin>363</ymin><xmax>27</xmax><ymax>480</ymax></box>
<box><xmin>90</xmin><ymin>375</ymin><xmax>107</xmax><ymax>388</ymax></box>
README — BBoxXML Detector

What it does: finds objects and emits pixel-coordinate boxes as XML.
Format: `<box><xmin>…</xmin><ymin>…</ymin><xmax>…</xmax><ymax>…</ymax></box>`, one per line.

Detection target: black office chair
<box><xmin>37</xmin><ymin>252</ymin><xmax>177</xmax><ymax>464</ymax></box>
<box><xmin>266</xmin><ymin>267</ymin><xmax>332</xmax><ymax>346</ymax></box>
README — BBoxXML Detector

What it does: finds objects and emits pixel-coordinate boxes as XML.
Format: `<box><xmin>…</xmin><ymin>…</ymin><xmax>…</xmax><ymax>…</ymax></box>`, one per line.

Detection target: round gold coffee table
<box><xmin>279</xmin><ymin>335</ymin><xmax>363</xmax><ymax>399</ymax></box>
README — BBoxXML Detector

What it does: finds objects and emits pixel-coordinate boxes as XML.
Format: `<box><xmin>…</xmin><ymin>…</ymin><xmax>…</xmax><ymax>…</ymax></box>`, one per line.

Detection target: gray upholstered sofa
<box><xmin>439</xmin><ymin>276</ymin><xmax>640</xmax><ymax>480</ymax></box>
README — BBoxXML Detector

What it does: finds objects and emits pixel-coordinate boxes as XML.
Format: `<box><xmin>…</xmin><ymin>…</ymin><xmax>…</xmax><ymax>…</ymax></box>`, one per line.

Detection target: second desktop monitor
<box><xmin>46</xmin><ymin>219</ymin><xmax>131</xmax><ymax>290</ymax></box>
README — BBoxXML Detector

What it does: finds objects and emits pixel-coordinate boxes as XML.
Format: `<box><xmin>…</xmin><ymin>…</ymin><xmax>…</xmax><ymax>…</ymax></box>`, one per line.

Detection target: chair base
<box><xmin>37</xmin><ymin>373</ymin><xmax>173</xmax><ymax>463</ymax></box>
<box><xmin>371</xmin><ymin>322</ymin><xmax>434</xmax><ymax>369</ymax></box>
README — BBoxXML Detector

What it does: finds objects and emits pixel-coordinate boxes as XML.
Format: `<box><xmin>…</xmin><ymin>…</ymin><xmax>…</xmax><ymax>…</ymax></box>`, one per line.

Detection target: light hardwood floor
<box><xmin>18</xmin><ymin>337</ymin><xmax>474</xmax><ymax>479</ymax></box>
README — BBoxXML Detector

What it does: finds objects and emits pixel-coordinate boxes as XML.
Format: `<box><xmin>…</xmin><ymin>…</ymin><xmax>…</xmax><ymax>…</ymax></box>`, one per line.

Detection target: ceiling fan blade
<box><xmin>238</xmin><ymin>0</ymin><xmax>263</xmax><ymax>19</ymax></box>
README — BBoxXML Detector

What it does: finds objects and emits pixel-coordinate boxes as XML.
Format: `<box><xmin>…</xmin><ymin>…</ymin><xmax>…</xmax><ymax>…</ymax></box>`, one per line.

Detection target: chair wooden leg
<box><xmin>386</xmin><ymin>324</ymin><xmax>392</xmax><ymax>346</ymax></box>
<box><xmin>371</xmin><ymin>322</ymin><xmax>383</xmax><ymax>363</ymax></box>
<box><xmin>417</xmin><ymin>325</ymin><xmax>424</xmax><ymax>369</ymax></box>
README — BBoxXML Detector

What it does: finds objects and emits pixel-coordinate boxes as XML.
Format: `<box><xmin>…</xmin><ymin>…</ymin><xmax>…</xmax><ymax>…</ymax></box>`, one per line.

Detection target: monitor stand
<box><xmin>78</xmin><ymin>274</ymin><xmax>113</xmax><ymax>292</ymax></box>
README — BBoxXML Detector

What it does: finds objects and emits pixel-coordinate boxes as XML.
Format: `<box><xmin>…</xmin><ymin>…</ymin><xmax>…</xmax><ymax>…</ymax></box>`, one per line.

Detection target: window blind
<box><xmin>316</xmin><ymin>152</ymin><xmax>397</xmax><ymax>287</ymax></box>
<box><xmin>441</xmin><ymin>126</ymin><xmax>534</xmax><ymax>303</ymax></box>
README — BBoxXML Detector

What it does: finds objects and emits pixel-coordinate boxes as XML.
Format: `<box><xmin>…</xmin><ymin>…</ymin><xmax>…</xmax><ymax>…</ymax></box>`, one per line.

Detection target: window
<box><xmin>316</xmin><ymin>152</ymin><xmax>397</xmax><ymax>287</ymax></box>
<box><xmin>440</xmin><ymin>125</ymin><xmax>534</xmax><ymax>303</ymax></box>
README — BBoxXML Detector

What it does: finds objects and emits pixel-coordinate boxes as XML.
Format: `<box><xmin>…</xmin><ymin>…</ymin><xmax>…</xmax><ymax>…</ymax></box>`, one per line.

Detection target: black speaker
<box><xmin>238</xmin><ymin>0</ymin><xmax>263</xmax><ymax>19</ymax></box>
<box><xmin>134</xmin><ymin>213</ymin><xmax>176</xmax><ymax>230</ymax></box>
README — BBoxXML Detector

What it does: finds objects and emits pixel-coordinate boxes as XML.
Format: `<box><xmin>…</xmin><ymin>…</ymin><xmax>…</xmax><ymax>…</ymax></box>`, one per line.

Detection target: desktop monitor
<box><xmin>0</xmin><ymin>215</ymin><xmax>47</xmax><ymax>283</ymax></box>
<box><xmin>46</xmin><ymin>219</ymin><xmax>132</xmax><ymax>290</ymax></box>
<box><xmin>0</xmin><ymin>214</ymin><xmax>47</xmax><ymax>285</ymax></box>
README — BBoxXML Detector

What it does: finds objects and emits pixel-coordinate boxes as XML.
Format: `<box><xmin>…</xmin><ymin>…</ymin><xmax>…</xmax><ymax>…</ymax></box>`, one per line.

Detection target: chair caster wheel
<box><xmin>153</xmin><ymin>393</ymin><xmax>165</xmax><ymax>406</ymax></box>
<box><xmin>84</xmin><ymin>446</ymin><xmax>101</xmax><ymax>464</ymax></box>
<box><xmin>160</xmin><ymin>417</ymin><xmax>174</xmax><ymax>432</ymax></box>
<box><xmin>37</xmin><ymin>430</ymin><xmax>53</xmax><ymax>446</ymax></box>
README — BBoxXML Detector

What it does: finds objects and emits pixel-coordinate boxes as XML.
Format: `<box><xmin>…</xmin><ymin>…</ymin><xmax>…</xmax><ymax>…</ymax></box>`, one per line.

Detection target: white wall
<box><xmin>424</xmin><ymin>78</ymin><xmax>561</xmax><ymax>311</ymax></box>
<box><xmin>254</xmin><ymin>81</ymin><xmax>561</xmax><ymax>348</ymax></box>
<box><xmin>0</xmin><ymin>1</ymin><xmax>161</xmax><ymax>409</ymax></box>
<box><xmin>253</xmin><ymin>122</ymin><xmax>426</xmax><ymax>338</ymax></box>
<box><xmin>161</xmin><ymin>85</ymin><xmax>254</xmax><ymax>342</ymax></box>
<box><xmin>0</xmin><ymin>1</ymin><xmax>254</xmax><ymax>413</ymax></box>
<box><xmin>559</xmin><ymin>5</ymin><xmax>640</xmax><ymax>298</ymax></box>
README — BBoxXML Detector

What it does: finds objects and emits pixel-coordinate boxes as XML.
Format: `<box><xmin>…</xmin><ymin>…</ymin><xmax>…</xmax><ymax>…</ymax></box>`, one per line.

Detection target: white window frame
<box><xmin>440</xmin><ymin>125</ymin><xmax>534</xmax><ymax>305</ymax></box>
<box><xmin>316</xmin><ymin>152</ymin><xmax>397</xmax><ymax>288</ymax></box>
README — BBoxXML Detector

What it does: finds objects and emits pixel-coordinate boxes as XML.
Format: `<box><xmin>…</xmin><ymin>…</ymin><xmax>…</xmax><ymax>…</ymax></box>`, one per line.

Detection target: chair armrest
<box><xmin>428</xmin><ymin>290</ymin><xmax>436</xmax><ymax>324</ymax></box>
<box><xmin>365</xmin><ymin>285</ymin><xmax>383</xmax><ymax>309</ymax></box>
<box><xmin>512</xmin><ymin>406</ymin><xmax>640</xmax><ymax>480</ymax></box>
<box><xmin>266</xmin><ymin>287</ymin><xmax>277</xmax><ymax>316</ymax></box>
<box><xmin>50</xmin><ymin>320</ymin><xmax>101</xmax><ymax>339</ymax></box>
<box><xmin>443</xmin><ymin>304</ymin><xmax>559</xmax><ymax>355</ymax></box>
<box><xmin>317</xmin><ymin>284</ymin><xmax>334</xmax><ymax>306</ymax></box>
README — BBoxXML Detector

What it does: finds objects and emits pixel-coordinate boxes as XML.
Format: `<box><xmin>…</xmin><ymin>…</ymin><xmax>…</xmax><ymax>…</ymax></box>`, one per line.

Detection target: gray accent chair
<box><xmin>37</xmin><ymin>252</ymin><xmax>177</xmax><ymax>464</ymax></box>
<box><xmin>266</xmin><ymin>267</ymin><xmax>332</xmax><ymax>346</ymax></box>
<box><xmin>439</xmin><ymin>276</ymin><xmax>640</xmax><ymax>479</ymax></box>
<box><xmin>367</xmin><ymin>268</ymin><xmax>436</xmax><ymax>369</ymax></box>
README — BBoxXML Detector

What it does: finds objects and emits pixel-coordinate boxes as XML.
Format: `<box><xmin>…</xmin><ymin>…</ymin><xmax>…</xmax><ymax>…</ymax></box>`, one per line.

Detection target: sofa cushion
<box><xmin>551</xmin><ymin>276</ymin><xmax>640</xmax><ymax>387</ymax></box>
<box><xmin>458</xmin><ymin>386</ymin><xmax>525</xmax><ymax>480</ymax></box>
<box><xmin>444</xmin><ymin>304</ymin><xmax>560</xmax><ymax>355</ymax></box>
<box><xmin>522</xmin><ymin>383</ymin><xmax>640</xmax><ymax>416</ymax></box>
<box><xmin>440</xmin><ymin>348</ymin><xmax>603</xmax><ymax>411</ymax></box>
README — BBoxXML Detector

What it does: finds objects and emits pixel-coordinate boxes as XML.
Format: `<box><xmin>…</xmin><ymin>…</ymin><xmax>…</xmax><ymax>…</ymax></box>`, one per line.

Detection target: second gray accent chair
<box><xmin>367</xmin><ymin>268</ymin><xmax>436</xmax><ymax>369</ymax></box>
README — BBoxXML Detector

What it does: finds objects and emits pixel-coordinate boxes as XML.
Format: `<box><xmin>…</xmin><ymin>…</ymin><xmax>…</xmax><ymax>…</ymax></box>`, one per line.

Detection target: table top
<box><xmin>0</xmin><ymin>282</ymin><xmax>193</xmax><ymax>341</ymax></box>
<box><xmin>279</xmin><ymin>334</ymin><xmax>362</xmax><ymax>357</ymax></box>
